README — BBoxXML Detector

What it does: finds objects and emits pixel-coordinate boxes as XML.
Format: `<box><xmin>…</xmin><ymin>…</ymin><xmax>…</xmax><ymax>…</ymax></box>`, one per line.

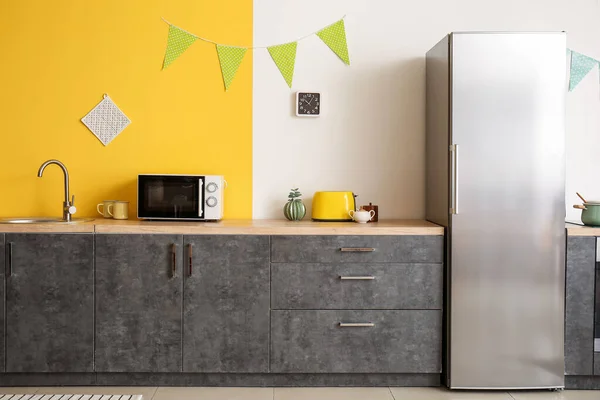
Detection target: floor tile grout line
<box><xmin>149</xmin><ymin>387</ymin><xmax>159</xmax><ymax>400</ymax></box>
<box><xmin>387</xmin><ymin>386</ymin><xmax>397</xmax><ymax>400</ymax></box>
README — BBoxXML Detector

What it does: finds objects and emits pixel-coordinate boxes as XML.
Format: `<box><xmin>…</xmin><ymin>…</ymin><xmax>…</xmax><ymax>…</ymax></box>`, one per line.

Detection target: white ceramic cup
<box><xmin>348</xmin><ymin>209</ymin><xmax>376</xmax><ymax>224</ymax></box>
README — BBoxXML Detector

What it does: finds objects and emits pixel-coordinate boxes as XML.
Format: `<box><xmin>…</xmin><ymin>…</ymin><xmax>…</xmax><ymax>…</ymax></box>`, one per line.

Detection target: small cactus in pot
<box><xmin>283</xmin><ymin>188</ymin><xmax>306</xmax><ymax>221</ymax></box>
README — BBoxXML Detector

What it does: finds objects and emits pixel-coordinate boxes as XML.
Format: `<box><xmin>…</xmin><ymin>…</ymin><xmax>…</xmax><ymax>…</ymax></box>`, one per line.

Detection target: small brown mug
<box><xmin>361</xmin><ymin>203</ymin><xmax>378</xmax><ymax>222</ymax></box>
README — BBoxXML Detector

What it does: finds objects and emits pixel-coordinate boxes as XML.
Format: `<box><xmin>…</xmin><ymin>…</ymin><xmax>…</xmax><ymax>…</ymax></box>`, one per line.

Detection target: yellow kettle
<box><xmin>311</xmin><ymin>191</ymin><xmax>356</xmax><ymax>221</ymax></box>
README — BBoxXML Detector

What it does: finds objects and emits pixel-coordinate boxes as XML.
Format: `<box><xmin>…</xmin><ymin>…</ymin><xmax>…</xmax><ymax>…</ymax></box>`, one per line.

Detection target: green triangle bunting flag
<box><xmin>267</xmin><ymin>42</ymin><xmax>298</xmax><ymax>88</ymax></box>
<box><xmin>216</xmin><ymin>45</ymin><xmax>248</xmax><ymax>91</ymax></box>
<box><xmin>317</xmin><ymin>19</ymin><xmax>350</xmax><ymax>65</ymax></box>
<box><xmin>163</xmin><ymin>25</ymin><xmax>197</xmax><ymax>70</ymax></box>
<box><xmin>161</xmin><ymin>18</ymin><xmax>351</xmax><ymax>90</ymax></box>
<box><xmin>569</xmin><ymin>51</ymin><xmax>599</xmax><ymax>91</ymax></box>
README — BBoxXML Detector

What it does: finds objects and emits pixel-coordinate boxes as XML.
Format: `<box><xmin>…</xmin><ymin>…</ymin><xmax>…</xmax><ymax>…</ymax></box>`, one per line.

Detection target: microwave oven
<box><xmin>137</xmin><ymin>174</ymin><xmax>224</xmax><ymax>221</ymax></box>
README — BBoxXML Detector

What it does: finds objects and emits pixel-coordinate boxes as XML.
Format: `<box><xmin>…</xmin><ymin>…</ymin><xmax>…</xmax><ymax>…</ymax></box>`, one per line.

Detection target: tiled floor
<box><xmin>0</xmin><ymin>387</ymin><xmax>598</xmax><ymax>400</ymax></box>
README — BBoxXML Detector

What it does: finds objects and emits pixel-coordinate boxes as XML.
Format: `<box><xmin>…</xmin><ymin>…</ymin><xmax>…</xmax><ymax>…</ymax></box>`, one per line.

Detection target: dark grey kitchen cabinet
<box><xmin>183</xmin><ymin>235</ymin><xmax>270</xmax><ymax>372</ymax></box>
<box><xmin>565</xmin><ymin>236</ymin><xmax>596</xmax><ymax>376</ymax></box>
<box><xmin>271</xmin><ymin>235</ymin><xmax>443</xmax><ymax>263</ymax></box>
<box><xmin>0</xmin><ymin>234</ymin><xmax>4</xmax><ymax>372</ymax></box>
<box><xmin>4</xmin><ymin>233</ymin><xmax>94</xmax><ymax>372</ymax></box>
<box><xmin>95</xmin><ymin>234</ymin><xmax>183</xmax><ymax>372</ymax></box>
<box><xmin>271</xmin><ymin>310</ymin><xmax>442</xmax><ymax>373</ymax></box>
<box><xmin>271</xmin><ymin>263</ymin><xmax>443</xmax><ymax>310</ymax></box>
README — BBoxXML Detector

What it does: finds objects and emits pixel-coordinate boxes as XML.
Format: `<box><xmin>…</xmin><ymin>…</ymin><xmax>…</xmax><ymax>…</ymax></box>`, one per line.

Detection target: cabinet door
<box><xmin>565</xmin><ymin>236</ymin><xmax>596</xmax><ymax>375</ymax></box>
<box><xmin>0</xmin><ymin>234</ymin><xmax>4</xmax><ymax>372</ymax></box>
<box><xmin>271</xmin><ymin>263</ymin><xmax>443</xmax><ymax>310</ymax></box>
<box><xmin>271</xmin><ymin>310</ymin><xmax>442</xmax><ymax>373</ymax></box>
<box><xmin>5</xmin><ymin>233</ymin><xmax>94</xmax><ymax>372</ymax></box>
<box><xmin>95</xmin><ymin>234</ymin><xmax>183</xmax><ymax>372</ymax></box>
<box><xmin>596</xmin><ymin>259</ymin><xmax>600</xmax><ymax>376</ymax></box>
<box><xmin>271</xmin><ymin>235</ymin><xmax>443</xmax><ymax>263</ymax></box>
<box><xmin>183</xmin><ymin>235</ymin><xmax>269</xmax><ymax>372</ymax></box>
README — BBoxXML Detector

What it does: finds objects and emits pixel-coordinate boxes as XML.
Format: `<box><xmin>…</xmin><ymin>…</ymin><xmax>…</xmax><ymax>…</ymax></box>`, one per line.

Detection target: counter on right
<box><xmin>565</xmin><ymin>224</ymin><xmax>600</xmax><ymax>389</ymax></box>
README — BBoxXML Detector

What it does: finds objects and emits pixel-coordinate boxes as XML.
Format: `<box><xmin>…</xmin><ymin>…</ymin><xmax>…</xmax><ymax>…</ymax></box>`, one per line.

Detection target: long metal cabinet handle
<box><xmin>339</xmin><ymin>247</ymin><xmax>375</xmax><ymax>252</ymax></box>
<box><xmin>188</xmin><ymin>243</ymin><xmax>193</xmax><ymax>277</ymax></box>
<box><xmin>450</xmin><ymin>144</ymin><xmax>459</xmax><ymax>214</ymax></box>
<box><xmin>339</xmin><ymin>322</ymin><xmax>375</xmax><ymax>327</ymax></box>
<box><xmin>339</xmin><ymin>276</ymin><xmax>375</xmax><ymax>280</ymax></box>
<box><xmin>171</xmin><ymin>244</ymin><xmax>177</xmax><ymax>278</ymax></box>
<box><xmin>6</xmin><ymin>242</ymin><xmax>12</xmax><ymax>277</ymax></box>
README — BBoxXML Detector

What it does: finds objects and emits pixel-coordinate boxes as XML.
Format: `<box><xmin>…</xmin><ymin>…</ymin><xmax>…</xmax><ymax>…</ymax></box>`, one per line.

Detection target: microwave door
<box><xmin>139</xmin><ymin>175</ymin><xmax>202</xmax><ymax>219</ymax></box>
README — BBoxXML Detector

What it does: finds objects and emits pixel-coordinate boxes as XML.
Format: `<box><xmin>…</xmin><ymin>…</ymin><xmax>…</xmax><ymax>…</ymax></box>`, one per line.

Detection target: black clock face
<box><xmin>297</xmin><ymin>92</ymin><xmax>320</xmax><ymax>116</ymax></box>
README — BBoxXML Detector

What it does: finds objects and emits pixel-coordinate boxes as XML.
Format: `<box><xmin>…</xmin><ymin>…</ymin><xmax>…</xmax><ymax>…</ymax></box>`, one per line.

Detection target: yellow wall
<box><xmin>0</xmin><ymin>0</ymin><xmax>253</xmax><ymax>218</ymax></box>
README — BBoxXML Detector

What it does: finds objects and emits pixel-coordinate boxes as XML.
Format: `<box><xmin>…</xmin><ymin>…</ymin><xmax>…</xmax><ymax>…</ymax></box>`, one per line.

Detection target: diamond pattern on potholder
<box><xmin>81</xmin><ymin>94</ymin><xmax>131</xmax><ymax>146</ymax></box>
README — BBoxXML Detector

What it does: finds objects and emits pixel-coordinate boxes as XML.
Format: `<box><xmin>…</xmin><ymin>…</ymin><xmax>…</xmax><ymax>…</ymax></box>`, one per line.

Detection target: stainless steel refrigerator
<box><xmin>426</xmin><ymin>32</ymin><xmax>567</xmax><ymax>390</ymax></box>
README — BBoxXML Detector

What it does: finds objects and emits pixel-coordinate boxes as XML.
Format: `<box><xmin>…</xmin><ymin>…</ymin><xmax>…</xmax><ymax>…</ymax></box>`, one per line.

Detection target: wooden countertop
<box><xmin>0</xmin><ymin>219</ymin><xmax>444</xmax><ymax>235</ymax></box>
<box><xmin>7</xmin><ymin>219</ymin><xmax>591</xmax><ymax>236</ymax></box>
<box><xmin>566</xmin><ymin>222</ymin><xmax>600</xmax><ymax>237</ymax></box>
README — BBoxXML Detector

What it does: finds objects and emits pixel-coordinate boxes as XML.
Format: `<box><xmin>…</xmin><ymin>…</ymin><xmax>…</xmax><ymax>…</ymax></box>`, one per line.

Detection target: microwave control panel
<box><xmin>203</xmin><ymin>176</ymin><xmax>224</xmax><ymax>220</ymax></box>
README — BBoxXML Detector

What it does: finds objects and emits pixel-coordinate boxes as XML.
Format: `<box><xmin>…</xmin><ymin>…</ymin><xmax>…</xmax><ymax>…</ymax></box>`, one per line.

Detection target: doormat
<box><xmin>0</xmin><ymin>395</ymin><xmax>143</xmax><ymax>400</ymax></box>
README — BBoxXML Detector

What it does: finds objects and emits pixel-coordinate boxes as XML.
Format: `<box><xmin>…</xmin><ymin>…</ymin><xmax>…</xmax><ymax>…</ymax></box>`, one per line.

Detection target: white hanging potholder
<box><xmin>81</xmin><ymin>94</ymin><xmax>131</xmax><ymax>146</ymax></box>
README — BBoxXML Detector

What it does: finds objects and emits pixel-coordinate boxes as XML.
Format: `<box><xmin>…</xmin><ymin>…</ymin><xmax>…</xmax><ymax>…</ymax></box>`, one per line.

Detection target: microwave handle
<box><xmin>198</xmin><ymin>179</ymin><xmax>204</xmax><ymax>217</ymax></box>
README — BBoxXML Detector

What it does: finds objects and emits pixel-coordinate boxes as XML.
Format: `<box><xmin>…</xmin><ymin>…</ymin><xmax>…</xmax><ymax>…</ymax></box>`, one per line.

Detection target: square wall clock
<box><xmin>296</xmin><ymin>92</ymin><xmax>321</xmax><ymax>117</ymax></box>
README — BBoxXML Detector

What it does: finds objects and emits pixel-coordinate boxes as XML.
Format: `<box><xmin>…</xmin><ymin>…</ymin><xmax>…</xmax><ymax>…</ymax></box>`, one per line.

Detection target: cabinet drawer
<box><xmin>271</xmin><ymin>235</ymin><xmax>443</xmax><ymax>263</ymax></box>
<box><xmin>271</xmin><ymin>263</ymin><xmax>442</xmax><ymax>310</ymax></box>
<box><xmin>185</xmin><ymin>235</ymin><xmax>269</xmax><ymax>264</ymax></box>
<box><xmin>270</xmin><ymin>310</ymin><xmax>442</xmax><ymax>373</ymax></box>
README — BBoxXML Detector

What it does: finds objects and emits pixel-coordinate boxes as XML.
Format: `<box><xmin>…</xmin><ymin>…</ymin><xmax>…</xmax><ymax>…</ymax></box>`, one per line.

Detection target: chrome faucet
<box><xmin>37</xmin><ymin>159</ymin><xmax>77</xmax><ymax>222</ymax></box>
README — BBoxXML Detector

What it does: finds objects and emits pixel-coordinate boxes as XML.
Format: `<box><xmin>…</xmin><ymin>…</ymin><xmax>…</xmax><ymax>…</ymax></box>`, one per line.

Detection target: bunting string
<box><xmin>161</xmin><ymin>16</ymin><xmax>351</xmax><ymax>91</ymax></box>
<box><xmin>160</xmin><ymin>16</ymin><xmax>346</xmax><ymax>49</ymax></box>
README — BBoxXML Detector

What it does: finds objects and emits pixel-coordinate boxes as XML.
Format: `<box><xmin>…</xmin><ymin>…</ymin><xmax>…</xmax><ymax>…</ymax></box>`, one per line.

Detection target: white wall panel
<box><xmin>253</xmin><ymin>0</ymin><xmax>600</xmax><ymax>220</ymax></box>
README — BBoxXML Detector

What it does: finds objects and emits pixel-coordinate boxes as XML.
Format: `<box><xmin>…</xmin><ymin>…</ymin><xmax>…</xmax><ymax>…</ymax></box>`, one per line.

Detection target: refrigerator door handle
<box><xmin>450</xmin><ymin>144</ymin><xmax>458</xmax><ymax>214</ymax></box>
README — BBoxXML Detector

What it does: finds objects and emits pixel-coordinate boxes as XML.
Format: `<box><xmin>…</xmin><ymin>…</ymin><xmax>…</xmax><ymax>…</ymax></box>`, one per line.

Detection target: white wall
<box><xmin>253</xmin><ymin>0</ymin><xmax>600</xmax><ymax>220</ymax></box>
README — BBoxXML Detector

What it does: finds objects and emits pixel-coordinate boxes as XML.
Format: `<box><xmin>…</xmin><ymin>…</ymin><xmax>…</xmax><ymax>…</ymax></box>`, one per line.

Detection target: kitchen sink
<box><xmin>0</xmin><ymin>218</ymin><xmax>94</xmax><ymax>224</ymax></box>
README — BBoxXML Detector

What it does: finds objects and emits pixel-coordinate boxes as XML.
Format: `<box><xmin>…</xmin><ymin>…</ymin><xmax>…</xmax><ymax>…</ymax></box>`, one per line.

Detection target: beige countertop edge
<box><xmin>566</xmin><ymin>223</ymin><xmax>600</xmax><ymax>236</ymax></box>
<box><xmin>0</xmin><ymin>223</ymin><xmax>96</xmax><ymax>233</ymax></box>
<box><xmin>0</xmin><ymin>219</ymin><xmax>444</xmax><ymax>235</ymax></box>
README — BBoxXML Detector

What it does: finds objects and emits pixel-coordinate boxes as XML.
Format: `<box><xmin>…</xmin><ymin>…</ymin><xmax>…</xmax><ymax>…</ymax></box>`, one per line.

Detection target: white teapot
<box><xmin>348</xmin><ymin>208</ymin><xmax>376</xmax><ymax>224</ymax></box>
